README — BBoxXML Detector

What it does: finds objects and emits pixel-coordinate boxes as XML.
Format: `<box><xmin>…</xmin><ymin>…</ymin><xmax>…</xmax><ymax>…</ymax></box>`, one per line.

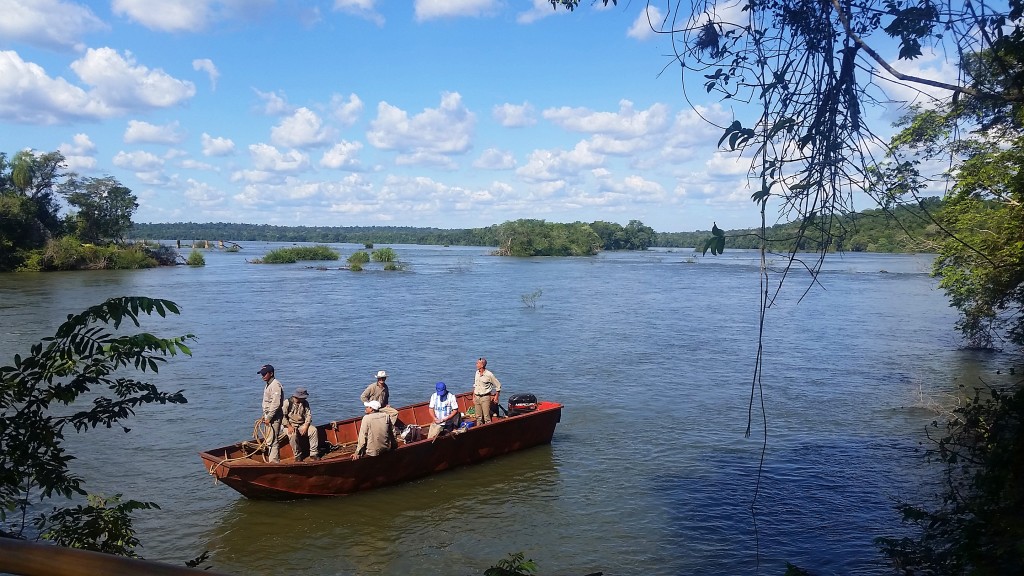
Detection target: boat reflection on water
<box><xmin>203</xmin><ymin>446</ymin><xmax>560</xmax><ymax>575</ymax></box>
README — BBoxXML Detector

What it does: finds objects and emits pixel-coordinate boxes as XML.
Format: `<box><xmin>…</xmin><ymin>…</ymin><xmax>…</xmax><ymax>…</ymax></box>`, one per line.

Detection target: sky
<box><xmin>1</xmin><ymin>0</ymin><xmax>956</xmax><ymax>232</ymax></box>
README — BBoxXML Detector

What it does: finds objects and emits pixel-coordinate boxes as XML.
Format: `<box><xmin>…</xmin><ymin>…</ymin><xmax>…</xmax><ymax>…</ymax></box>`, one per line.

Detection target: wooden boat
<box><xmin>198</xmin><ymin>392</ymin><xmax>562</xmax><ymax>499</ymax></box>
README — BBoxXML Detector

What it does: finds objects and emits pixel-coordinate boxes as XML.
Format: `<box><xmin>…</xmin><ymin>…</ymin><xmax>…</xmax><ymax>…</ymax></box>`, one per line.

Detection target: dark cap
<box><xmin>292</xmin><ymin>387</ymin><xmax>308</xmax><ymax>399</ymax></box>
<box><xmin>257</xmin><ymin>364</ymin><xmax>274</xmax><ymax>376</ymax></box>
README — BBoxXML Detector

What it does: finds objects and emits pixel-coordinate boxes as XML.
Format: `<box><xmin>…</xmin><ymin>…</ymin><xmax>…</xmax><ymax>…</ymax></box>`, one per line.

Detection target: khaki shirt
<box><xmin>262</xmin><ymin>378</ymin><xmax>284</xmax><ymax>421</ymax></box>
<box><xmin>283</xmin><ymin>398</ymin><xmax>312</xmax><ymax>427</ymax></box>
<box><xmin>360</xmin><ymin>382</ymin><xmax>390</xmax><ymax>407</ymax></box>
<box><xmin>473</xmin><ymin>369</ymin><xmax>501</xmax><ymax>396</ymax></box>
<box><xmin>355</xmin><ymin>411</ymin><xmax>397</xmax><ymax>457</ymax></box>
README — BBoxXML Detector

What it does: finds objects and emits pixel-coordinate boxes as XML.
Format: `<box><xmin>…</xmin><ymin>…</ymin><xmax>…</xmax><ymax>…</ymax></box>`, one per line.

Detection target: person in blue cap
<box><xmin>427</xmin><ymin>381</ymin><xmax>460</xmax><ymax>440</ymax></box>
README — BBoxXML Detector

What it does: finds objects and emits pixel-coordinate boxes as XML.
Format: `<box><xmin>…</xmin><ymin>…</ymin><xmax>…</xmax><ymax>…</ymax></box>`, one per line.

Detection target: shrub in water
<box><xmin>186</xmin><ymin>250</ymin><xmax>206</xmax><ymax>266</ymax></box>
<box><xmin>348</xmin><ymin>251</ymin><xmax>370</xmax><ymax>265</ymax></box>
<box><xmin>372</xmin><ymin>247</ymin><xmax>397</xmax><ymax>262</ymax></box>
<box><xmin>260</xmin><ymin>245</ymin><xmax>339</xmax><ymax>264</ymax></box>
<box><xmin>111</xmin><ymin>245</ymin><xmax>158</xmax><ymax>269</ymax></box>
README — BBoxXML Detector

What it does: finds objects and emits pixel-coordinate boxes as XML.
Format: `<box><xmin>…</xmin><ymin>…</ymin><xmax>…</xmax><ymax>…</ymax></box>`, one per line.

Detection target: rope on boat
<box><xmin>207</xmin><ymin>419</ymin><xmax>274</xmax><ymax>482</ymax></box>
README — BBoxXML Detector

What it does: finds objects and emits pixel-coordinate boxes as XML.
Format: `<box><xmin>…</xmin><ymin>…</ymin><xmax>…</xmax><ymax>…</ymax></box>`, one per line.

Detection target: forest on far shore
<box><xmin>131</xmin><ymin>197</ymin><xmax>945</xmax><ymax>254</ymax></box>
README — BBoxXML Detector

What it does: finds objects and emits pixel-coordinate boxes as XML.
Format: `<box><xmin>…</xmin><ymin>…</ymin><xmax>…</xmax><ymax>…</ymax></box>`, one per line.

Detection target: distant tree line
<box><xmin>132</xmin><ymin>203</ymin><xmax>942</xmax><ymax>256</ymax></box>
<box><xmin>656</xmin><ymin>198</ymin><xmax>946</xmax><ymax>254</ymax></box>
<box><xmin>130</xmin><ymin>218</ymin><xmax>659</xmax><ymax>256</ymax></box>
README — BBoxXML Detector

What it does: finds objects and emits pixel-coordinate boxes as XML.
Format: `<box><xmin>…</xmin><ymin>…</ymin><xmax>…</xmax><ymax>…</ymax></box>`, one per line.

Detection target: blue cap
<box><xmin>435</xmin><ymin>382</ymin><xmax>447</xmax><ymax>393</ymax></box>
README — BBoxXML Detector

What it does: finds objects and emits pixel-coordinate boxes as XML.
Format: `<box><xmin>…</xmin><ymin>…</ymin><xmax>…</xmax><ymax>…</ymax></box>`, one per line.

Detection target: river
<box><xmin>0</xmin><ymin>244</ymin><xmax>1016</xmax><ymax>575</ymax></box>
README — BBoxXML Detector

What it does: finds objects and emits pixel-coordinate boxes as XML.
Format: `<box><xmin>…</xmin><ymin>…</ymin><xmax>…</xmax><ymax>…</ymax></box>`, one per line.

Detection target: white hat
<box><xmin>365</xmin><ymin>400</ymin><xmax>381</xmax><ymax>411</ymax></box>
<box><xmin>376</xmin><ymin>370</ymin><xmax>387</xmax><ymax>379</ymax></box>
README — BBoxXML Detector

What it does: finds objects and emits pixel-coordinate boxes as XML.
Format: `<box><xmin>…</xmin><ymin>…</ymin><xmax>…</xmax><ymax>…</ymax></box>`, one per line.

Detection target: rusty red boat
<box><xmin>198</xmin><ymin>392</ymin><xmax>562</xmax><ymax>499</ymax></box>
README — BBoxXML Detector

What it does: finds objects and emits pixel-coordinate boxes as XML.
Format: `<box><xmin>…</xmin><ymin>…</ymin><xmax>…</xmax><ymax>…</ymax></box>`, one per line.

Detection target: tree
<box><xmin>622</xmin><ymin>219</ymin><xmax>655</xmax><ymax>250</ymax></box>
<box><xmin>0</xmin><ymin>297</ymin><xmax>194</xmax><ymax>555</ymax></box>
<box><xmin>494</xmin><ymin>219</ymin><xmax>601</xmax><ymax>256</ymax></box>
<box><xmin>0</xmin><ymin>150</ymin><xmax>67</xmax><ymax>269</ymax></box>
<box><xmin>61</xmin><ymin>176</ymin><xmax>139</xmax><ymax>244</ymax></box>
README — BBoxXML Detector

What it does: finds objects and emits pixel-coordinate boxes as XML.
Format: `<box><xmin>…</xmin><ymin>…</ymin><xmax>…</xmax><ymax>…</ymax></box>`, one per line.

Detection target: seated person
<box><xmin>283</xmin><ymin>387</ymin><xmax>320</xmax><ymax>461</ymax></box>
<box><xmin>352</xmin><ymin>401</ymin><xmax>397</xmax><ymax>459</ymax></box>
<box><xmin>427</xmin><ymin>381</ymin><xmax>460</xmax><ymax>440</ymax></box>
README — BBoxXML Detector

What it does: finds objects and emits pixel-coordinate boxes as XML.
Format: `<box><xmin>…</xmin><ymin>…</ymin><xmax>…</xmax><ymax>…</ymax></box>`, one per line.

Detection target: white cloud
<box><xmin>271</xmin><ymin>107</ymin><xmax>332</xmax><ymax>148</ymax></box>
<box><xmin>0</xmin><ymin>50</ymin><xmax>112</xmax><ymax>123</ymax></box>
<box><xmin>113</xmin><ymin>149</ymin><xmax>164</xmax><ymax>171</ymax></box>
<box><xmin>414</xmin><ymin>0</ymin><xmax>501</xmax><ymax>21</ymax></box>
<box><xmin>705</xmin><ymin>152</ymin><xmax>750</xmax><ymax>178</ymax></box>
<box><xmin>58</xmin><ymin>133</ymin><xmax>97</xmax><ymax>171</ymax></box>
<box><xmin>493</xmin><ymin>102</ymin><xmax>536</xmax><ymax>127</ymax></box>
<box><xmin>516</xmin><ymin>141</ymin><xmax>605</xmax><ymax>183</ymax></box>
<box><xmin>249</xmin><ymin>142</ymin><xmax>309</xmax><ymax>172</ymax></box>
<box><xmin>333</xmin><ymin>0</ymin><xmax>384</xmax><ymax>26</ymax></box>
<box><xmin>71</xmin><ymin>47</ymin><xmax>196</xmax><ymax>110</ymax></box>
<box><xmin>183</xmin><ymin>178</ymin><xmax>225</xmax><ymax>207</ymax></box>
<box><xmin>331</xmin><ymin>93</ymin><xmax>364</xmax><ymax>126</ymax></box>
<box><xmin>394</xmin><ymin>151</ymin><xmax>458</xmax><ymax>169</ymax></box>
<box><xmin>473</xmin><ymin>148</ymin><xmax>516</xmax><ymax>170</ymax></box>
<box><xmin>627</xmin><ymin>6</ymin><xmax>662</xmax><ymax>41</ymax></box>
<box><xmin>111</xmin><ymin>0</ymin><xmax>273</xmax><ymax>32</ymax></box>
<box><xmin>201</xmin><ymin>133</ymin><xmax>235</xmax><ymax>156</ymax></box>
<box><xmin>180</xmin><ymin>158</ymin><xmax>217</xmax><ymax>170</ymax></box>
<box><xmin>192</xmin><ymin>58</ymin><xmax>220</xmax><ymax>90</ymax></box>
<box><xmin>321</xmin><ymin>140</ymin><xmax>364</xmax><ymax>169</ymax></box>
<box><xmin>543</xmin><ymin>100</ymin><xmax>670</xmax><ymax>137</ymax></box>
<box><xmin>0</xmin><ymin>0</ymin><xmax>108</xmax><ymax>51</ymax></box>
<box><xmin>367</xmin><ymin>92</ymin><xmax>475</xmax><ymax>158</ymax></box>
<box><xmin>254</xmin><ymin>89</ymin><xmax>292</xmax><ymax>115</ymax></box>
<box><xmin>124</xmin><ymin>119</ymin><xmax>186</xmax><ymax>144</ymax></box>
<box><xmin>112</xmin><ymin>0</ymin><xmax>211</xmax><ymax>32</ymax></box>
<box><xmin>0</xmin><ymin>49</ymin><xmax>194</xmax><ymax>124</ymax></box>
<box><xmin>516</xmin><ymin>0</ymin><xmax>560</xmax><ymax>24</ymax></box>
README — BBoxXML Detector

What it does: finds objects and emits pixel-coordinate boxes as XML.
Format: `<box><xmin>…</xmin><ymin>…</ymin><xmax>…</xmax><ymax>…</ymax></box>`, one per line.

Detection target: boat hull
<box><xmin>199</xmin><ymin>394</ymin><xmax>562</xmax><ymax>499</ymax></box>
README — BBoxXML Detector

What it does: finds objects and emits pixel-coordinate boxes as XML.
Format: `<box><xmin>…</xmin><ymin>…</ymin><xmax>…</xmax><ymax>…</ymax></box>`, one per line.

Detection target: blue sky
<box><xmin>1</xmin><ymin>1</ymin><xmax>955</xmax><ymax>232</ymax></box>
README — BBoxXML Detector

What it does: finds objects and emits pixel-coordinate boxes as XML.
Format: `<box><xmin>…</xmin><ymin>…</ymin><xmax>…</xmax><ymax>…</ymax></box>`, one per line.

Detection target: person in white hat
<box><xmin>282</xmin><ymin>387</ymin><xmax>320</xmax><ymax>462</ymax></box>
<box><xmin>360</xmin><ymin>369</ymin><xmax>400</xmax><ymax>424</ymax></box>
<box><xmin>360</xmin><ymin>370</ymin><xmax>390</xmax><ymax>408</ymax></box>
<box><xmin>352</xmin><ymin>400</ymin><xmax>397</xmax><ymax>459</ymax></box>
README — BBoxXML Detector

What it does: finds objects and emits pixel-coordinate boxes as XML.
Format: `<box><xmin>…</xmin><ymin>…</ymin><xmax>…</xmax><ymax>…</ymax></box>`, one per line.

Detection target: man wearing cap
<box><xmin>283</xmin><ymin>387</ymin><xmax>320</xmax><ymax>462</ymax></box>
<box><xmin>258</xmin><ymin>364</ymin><xmax>285</xmax><ymax>463</ymax></box>
<box><xmin>427</xmin><ymin>382</ymin><xmax>460</xmax><ymax>440</ymax></box>
<box><xmin>352</xmin><ymin>400</ymin><xmax>397</xmax><ymax>459</ymax></box>
<box><xmin>471</xmin><ymin>357</ymin><xmax>502</xmax><ymax>425</ymax></box>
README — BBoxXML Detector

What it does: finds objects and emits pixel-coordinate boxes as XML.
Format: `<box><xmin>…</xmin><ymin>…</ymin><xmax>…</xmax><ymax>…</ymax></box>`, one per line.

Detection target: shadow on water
<box><xmin>204</xmin><ymin>446</ymin><xmax>560</xmax><ymax>575</ymax></box>
<box><xmin>657</xmin><ymin>436</ymin><xmax>931</xmax><ymax>576</ymax></box>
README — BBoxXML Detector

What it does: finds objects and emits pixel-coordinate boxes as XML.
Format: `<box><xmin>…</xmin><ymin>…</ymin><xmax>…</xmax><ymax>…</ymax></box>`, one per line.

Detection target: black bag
<box><xmin>507</xmin><ymin>393</ymin><xmax>538</xmax><ymax>416</ymax></box>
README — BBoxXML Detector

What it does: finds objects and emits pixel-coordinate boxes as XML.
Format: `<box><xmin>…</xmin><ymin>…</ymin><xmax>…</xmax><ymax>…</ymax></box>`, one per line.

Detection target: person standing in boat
<box><xmin>427</xmin><ymin>381</ymin><xmax>460</xmax><ymax>440</ymax></box>
<box><xmin>352</xmin><ymin>400</ymin><xmax>397</xmax><ymax>459</ymax></box>
<box><xmin>471</xmin><ymin>357</ymin><xmax>502</xmax><ymax>425</ymax></box>
<box><xmin>361</xmin><ymin>370</ymin><xmax>400</xmax><ymax>424</ymax></box>
<box><xmin>258</xmin><ymin>364</ymin><xmax>285</xmax><ymax>463</ymax></box>
<box><xmin>283</xmin><ymin>387</ymin><xmax>320</xmax><ymax>462</ymax></box>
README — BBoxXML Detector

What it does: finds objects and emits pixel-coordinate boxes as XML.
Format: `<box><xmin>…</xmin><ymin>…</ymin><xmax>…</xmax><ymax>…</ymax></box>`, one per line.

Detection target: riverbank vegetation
<box><xmin>0</xmin><ymin>150</ymin><xmax>173</xmax><ymax>273</ymax></box>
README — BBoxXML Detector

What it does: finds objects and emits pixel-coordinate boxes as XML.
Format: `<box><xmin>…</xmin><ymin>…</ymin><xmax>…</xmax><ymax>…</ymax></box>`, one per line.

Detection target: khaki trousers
<box><xmin>473</xmin><ymin>394</ymin><xmax>493</xmax><ymax>424</ymax></box>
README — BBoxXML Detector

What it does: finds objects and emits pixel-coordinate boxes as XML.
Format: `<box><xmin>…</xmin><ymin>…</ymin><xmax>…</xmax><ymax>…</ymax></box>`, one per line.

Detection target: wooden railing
<box><xmin>0</xmin><ymin>538</ymin><xmax>232</xmax><ymax>576</ymax></box>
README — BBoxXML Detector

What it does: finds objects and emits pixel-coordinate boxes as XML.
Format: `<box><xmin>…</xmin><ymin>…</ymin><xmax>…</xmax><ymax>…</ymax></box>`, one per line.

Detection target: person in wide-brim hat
<box><xmin>283</xmin><ymin>386</ymin><xmax>319</xmax><ymax>462</ymax></box>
